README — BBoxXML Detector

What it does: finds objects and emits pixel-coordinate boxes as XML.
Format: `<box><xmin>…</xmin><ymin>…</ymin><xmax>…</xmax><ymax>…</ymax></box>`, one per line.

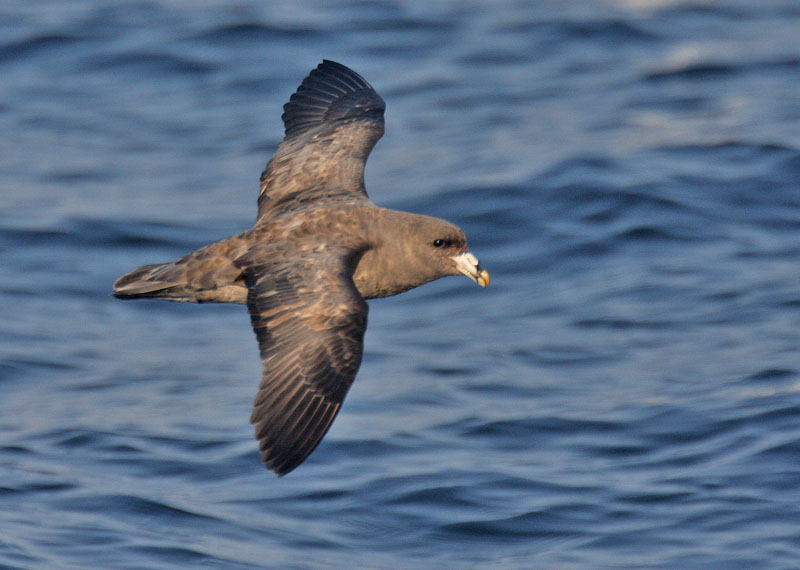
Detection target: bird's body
<box><xmin>114</xmin><ymin>61</ymin><xmax>488</xmax><ymax>475</ymax></box>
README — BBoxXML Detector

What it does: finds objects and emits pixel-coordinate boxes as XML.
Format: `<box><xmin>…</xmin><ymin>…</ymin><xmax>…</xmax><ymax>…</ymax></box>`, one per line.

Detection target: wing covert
<box><xmin>256</xmin><ymin>60</ymin><xmax>385</xmax><ymax>221</ymax></box>
<box><xmin>236</xmin><ymin>247</ymin><xmax>368</xmax><ymax>476</ymax></box>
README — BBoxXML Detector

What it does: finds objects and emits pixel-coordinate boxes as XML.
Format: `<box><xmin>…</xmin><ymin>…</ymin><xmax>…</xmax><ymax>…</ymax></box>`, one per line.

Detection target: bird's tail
<box><xmin>113</xmin><ymin>238</ymin><xmax>248</xmax><ymax>303</ymax></box>
<box><xmin>113</xmin><ymin>261</ymin><xmax>196</xmax><ymax>301</ymax></box>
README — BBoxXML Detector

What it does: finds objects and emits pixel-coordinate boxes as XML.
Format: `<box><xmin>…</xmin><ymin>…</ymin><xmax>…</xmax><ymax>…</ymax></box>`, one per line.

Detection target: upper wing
<box><xmin>236</xmin><ymin>244</ymin><xmax>368</xmax><ymax>476</ymax></box>
<box><xmin>256</xmin><ymin>60</ymin><xmax>385</xmax><ymax>221</ymax></box>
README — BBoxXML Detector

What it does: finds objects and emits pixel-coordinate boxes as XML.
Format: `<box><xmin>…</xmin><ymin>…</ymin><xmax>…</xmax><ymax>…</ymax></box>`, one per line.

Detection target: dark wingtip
<box><xmin>268</xmin><ymin>459</ymin><xmax>295</xmax><ymax>477</ymax></box>
<box><xmin>253</xmin><ymin>397</ymin><xmax>343</xmax><ymax>477</ymax></box>
<box><xmin>281</xmin><ymin>60</ymin><xmax>385</xmax><ymax>139</ymax></box>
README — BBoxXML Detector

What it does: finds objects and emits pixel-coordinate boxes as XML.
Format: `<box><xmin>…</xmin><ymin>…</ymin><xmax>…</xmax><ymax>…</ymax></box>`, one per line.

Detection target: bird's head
<box><xmin>403</xmin><ymin>214</ymin><xmax>490</xmax><ymax>288</ymax></box>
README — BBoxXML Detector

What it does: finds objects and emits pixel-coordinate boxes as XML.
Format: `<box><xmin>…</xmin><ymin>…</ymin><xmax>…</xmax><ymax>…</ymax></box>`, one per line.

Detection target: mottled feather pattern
<box><xmin>257</xmin><ymin>61</ymin><xmax>385</xmax><ymax>220</ymax></box>
<box><xmin>236</xmin><ymin>246</ymin><xmax>368</xmax><ymax>475</ymax></box>
<box><xmin>112</xmin><ymin>61</ymin><xmax>487</xmax><ymax>476</ymax></box>
<box><xmin>113</xmin><ymin>235</ymin><xmax>249</xmax><ymax>303</ymax></box>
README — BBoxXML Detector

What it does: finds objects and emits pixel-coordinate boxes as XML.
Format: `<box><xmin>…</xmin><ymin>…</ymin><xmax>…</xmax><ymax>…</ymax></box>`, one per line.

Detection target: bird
<box><xmin>113</xmin><ymin>60</ymin><xmax>489</xmax><ymax>476</ymax></box>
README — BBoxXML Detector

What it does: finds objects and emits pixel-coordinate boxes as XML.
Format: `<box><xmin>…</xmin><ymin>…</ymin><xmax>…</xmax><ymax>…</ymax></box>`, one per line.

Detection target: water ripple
<box><xmin>2</xmin><ymin>1</ymin><xmax>800</xmax><ymax>569</ymax></box>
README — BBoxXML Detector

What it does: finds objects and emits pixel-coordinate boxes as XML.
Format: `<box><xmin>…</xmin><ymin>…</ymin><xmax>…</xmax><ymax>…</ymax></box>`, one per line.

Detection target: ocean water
<box><xmin>2</xmin><ymin>1</ymin><xmax>800</xmax><ymax>568</ymax></box>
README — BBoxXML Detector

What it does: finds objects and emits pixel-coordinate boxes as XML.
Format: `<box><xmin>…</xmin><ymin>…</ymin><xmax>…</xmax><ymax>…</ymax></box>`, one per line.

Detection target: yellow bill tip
<box><xmin>477</xmin><ymin>269</ymin><xmax>490</xmax><ymax>288</ymax></box>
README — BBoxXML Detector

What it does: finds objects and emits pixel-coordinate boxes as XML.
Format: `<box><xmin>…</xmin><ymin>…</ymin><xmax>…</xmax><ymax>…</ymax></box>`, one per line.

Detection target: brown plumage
<box><xmin>113</xmin><ymin>60</ymin><xmax>489</xmax><ymax>476</ymax></box>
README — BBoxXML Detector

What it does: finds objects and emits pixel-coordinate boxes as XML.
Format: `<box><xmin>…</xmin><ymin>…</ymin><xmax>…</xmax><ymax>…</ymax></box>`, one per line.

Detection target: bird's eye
<box><xmin>432</xmin><ymin>238</ymin><xmax>449</xmax><ymax>248</ymax></box>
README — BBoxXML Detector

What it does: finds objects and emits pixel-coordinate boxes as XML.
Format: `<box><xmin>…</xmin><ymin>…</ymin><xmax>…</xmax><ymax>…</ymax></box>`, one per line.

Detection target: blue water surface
<box><xmin>2</xmin><ymin>1</ymin><xmax>800</xmax><ymax>568</ymax></box>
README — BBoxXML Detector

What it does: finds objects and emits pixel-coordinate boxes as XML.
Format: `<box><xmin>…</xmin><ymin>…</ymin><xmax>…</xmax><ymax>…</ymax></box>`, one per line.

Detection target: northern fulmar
<box><xmin>113</xmin><ymin>60</ymin><xmax>489</xmax><ymax>476</ymax></box>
